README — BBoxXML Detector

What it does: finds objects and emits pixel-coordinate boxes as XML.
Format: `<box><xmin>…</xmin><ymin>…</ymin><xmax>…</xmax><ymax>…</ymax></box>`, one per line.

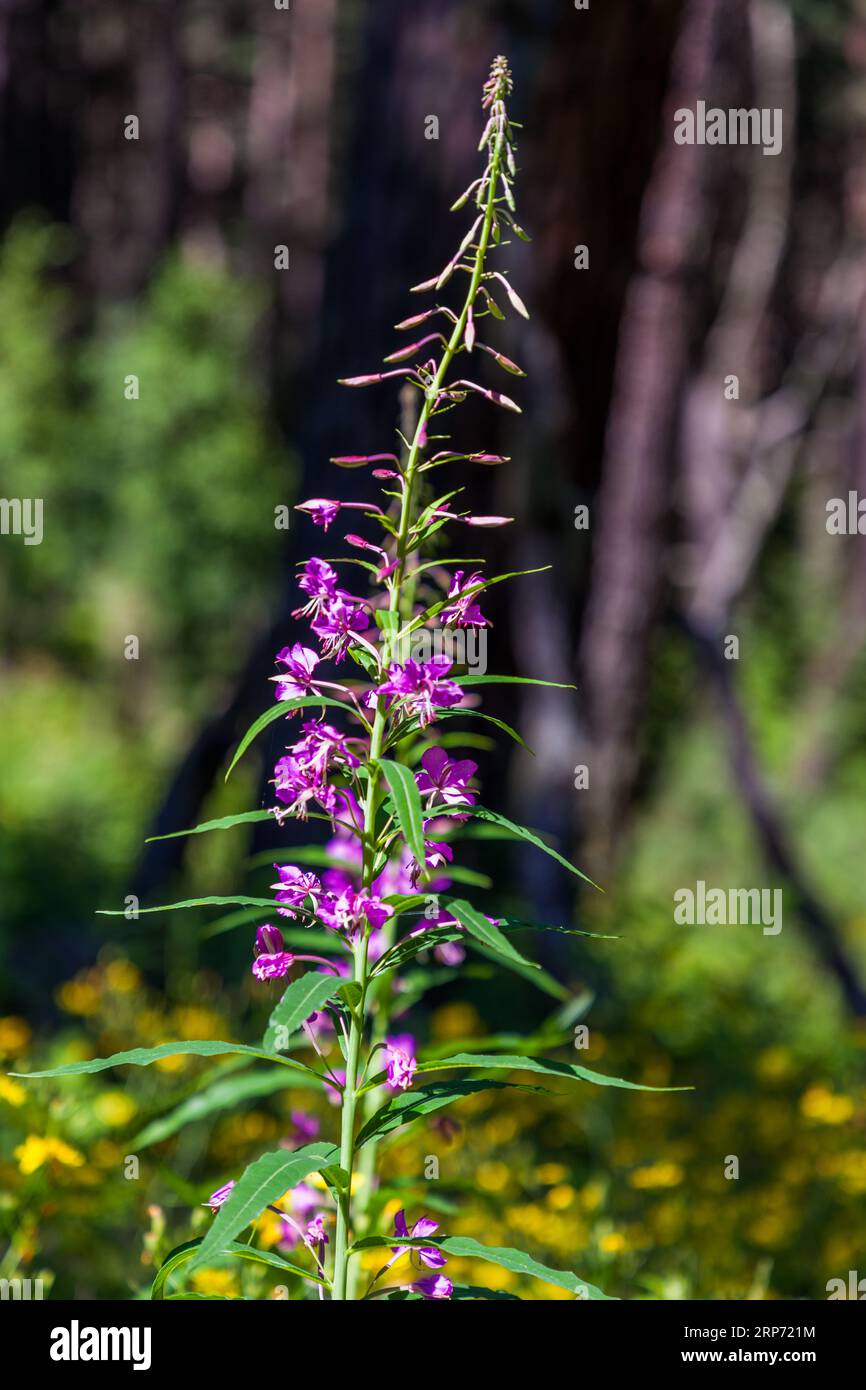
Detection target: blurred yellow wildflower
<box><xmin>629</xmin><ymin>1161</ymin><xmax>683</xmax><ymax>1190</ymax></box>
<box><xmin>15</xmin><ymin>1135</ymin><xmax>85</xmax><ymax>1174</ymax></box>
<box><xmin>0</xmin><ymin>1016</ymin><xmax>31</xmax><ymax>1056</ymax></box>
<box><xmin>94</xmin><ymin>1091</ymin><xmax>137</xmax><ymax>1127</ymax></box>
<box><xmin>0</xmin><ymin>1075</ymin><xmax>26</xmax><ymax>1107</ymax></box>
<box><xmin>800</xmin><ymin>1086</ymin><xmax>854</xmax><ymax>1125</ymax></box>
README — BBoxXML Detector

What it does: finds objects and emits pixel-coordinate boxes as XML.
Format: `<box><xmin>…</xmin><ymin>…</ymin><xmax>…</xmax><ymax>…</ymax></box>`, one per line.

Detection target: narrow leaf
<box><xmin>379</xmin><ymin>759</ymin><xmax>426</xmax><ymax>863</ymax></box>
<box><xmin>191</xmin><ymin>1142</ymin><xmax>339</xmax><ymax>1270</ymax></box>
<box><xmin>446</xmin><ymin>898</ymin><xmax>539</xmax><ymax>971</ymax></box>
<box><xmin>151</xmin><ymin>1237</ymin><xmax>326</xmax><ymax>1298</ymax></box>
<box><xmin>226</xmin><ymin>697</ymin><xmax>359</xmax><ymax>781</ymax></box>
<box><xmin>415</xmin><ymin>1053</ymin><xmax>691</xmax><ymax>1092</ymax></box>
<box><xmin>263</xmin><ymin>974</ymin><xmax>343</xmax><ymax>1053</ymax></box>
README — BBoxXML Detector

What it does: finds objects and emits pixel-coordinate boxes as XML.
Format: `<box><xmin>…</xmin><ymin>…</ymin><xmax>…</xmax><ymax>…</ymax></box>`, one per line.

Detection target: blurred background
<box><xmin>1</xmin><ymin>0</ymin><xmax>865</xmax><ymax>1299</ymax></box>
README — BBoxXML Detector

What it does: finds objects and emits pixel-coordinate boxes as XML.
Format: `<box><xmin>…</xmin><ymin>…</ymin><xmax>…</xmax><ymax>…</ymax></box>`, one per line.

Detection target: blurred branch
<box><xmin>577</xmin><ymin>0</ymin><xmax>731</xmax><ymax>868</ymax></box>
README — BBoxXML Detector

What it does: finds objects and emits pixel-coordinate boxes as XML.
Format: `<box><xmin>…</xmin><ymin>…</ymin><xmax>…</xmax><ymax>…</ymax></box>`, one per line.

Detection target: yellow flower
<box><xmin>535</xmin><ymin>1163</ymin><xmax>569</xmax><ymax>1185</ymax></box>
<box><xmin>190</xmin><ymin>1269</ymin><xmax>239</xmax><ymax>1297</ymax></box>
<box><xmin>55</xmin><ymin>978</ymin><xmax>100</xmax><ymax>1017</ymax></box>
<box><xmin>599</xmin><ymin>1232</ymin><xmax>627</xmax><ymax>1255</ymax></box>
<box><xmin>800</xmin><ymin>1086</ymin><xmax>854</xmax><ymax>1125</ymax></box>
<box><xmin>580</xmin><ymin>1180</ymin><xmax>605</xmax><ymax>1212</ymax></box>
<box><xmin>546</xmin><ymin>1184</ymin><xmax>576</xmax><ymax>1211</ymax></box>
<box><xmin>94</xmin><ymin>1092</ymin><xmax>137</xmax><ymax>1127</ymax></box>
<box><xmin>14</xmin><ymin>1135</ymin><xmax>85</xmax><ymax>1174</ymax></box>
<box><xmin>0</xmin><ymin>1076</ymin><xmax>26</xmax><ymax>1107</ymax></box>
<box><xmin>0</xmin><ymin>1016</ymin><xmax>31</xmax><ymax>1056</ymax></box>
<box><xmin>477</xmin><ymin>1161</ymin><xmax>510</xmax><ymax>1193</ymax></box>
<box><xmin>629</xmin><ymin>1162</ymin><xmax>683</xmax><ymax>1190</ymax></box>
<box><xmin>173</xmin><ymin>1007</ymin><xmax>224</xmax><ymax>1041</ymax></box>
<box><xmin>104</xmin><ymin>960</ymin><xmax>141</xmax><ymax>994</ymax></box>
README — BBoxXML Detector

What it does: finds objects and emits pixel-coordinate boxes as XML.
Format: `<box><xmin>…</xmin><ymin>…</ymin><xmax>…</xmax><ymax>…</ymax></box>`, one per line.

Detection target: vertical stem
<box><xmin>328</xmin><ymin>87</ymin><xmax>507</xmax><ymax>1299</ymax></box>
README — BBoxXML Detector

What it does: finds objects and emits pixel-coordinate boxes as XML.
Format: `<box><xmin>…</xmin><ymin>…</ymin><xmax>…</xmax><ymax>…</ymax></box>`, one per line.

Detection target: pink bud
<box><xmin>383</xmin><ymin>333</ymin><xmax>445</xmax><ymax>364</ymax></box>
<box><xmin>330</xmin><ymin>453</ymin><xmax>399</xmax><ymax>467</ymax></box>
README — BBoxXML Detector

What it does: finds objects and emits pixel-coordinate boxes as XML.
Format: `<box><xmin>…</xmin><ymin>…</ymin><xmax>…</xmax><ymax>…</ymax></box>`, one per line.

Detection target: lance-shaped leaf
<box><xmin>415</xmin><ymin>1052</ymin><xmax>692</xmax><ymax>1092</ymax></box>
<box><xmin>379</xmin><ymin>759</ymin><xmax>426</xmax><ymax>863</ymax></box>
<box><xmin>355</xmin><ymin>1079</ymin><xmax>548</xmax><ymax>1147</ymax></box>
<box><xmin>225</xmin><ymin>695</ymin><xmax>362</xmax><ymax>781</ymax></box>
<box><xmin>262</xmin><ymin>973</ymin><xmax>344</xmax><ymax>1054</ymax></box>
<box><xmin>440</xmin><ymin>1239</ymin><xmax>613</xmax><ymax>1300</ymax></box>
<box><xmin>446</xmin><ymin>897</ymin><xmax>540</xmax><ymax>971</ymax></box>
<box><xmin>454</xmin><ymin>807</ymin><xmax>600</xmax><ymax>889</ymax></box>
<box><xmin>11</xmin><ymin>1040</ymin><xmax>321</xmax><ymax>1081</ymax></box>
<box><xmin>191</xmin><ymin>1142</ymin><xmax>339</xmax><ymax>1271</ymax></box>
<box><xmin>98</xmin><ymin>895</ymin><xmax>281</xmax><ymax>918</ymax></box>
<box><xmin>456</xmin><ymin>674</ymin><xmax>575</xmax><ymax>688</ymax></box>
<box><xmin>350</xmin><ymin>1235</ymin><xmax>611</xmax><ymax>1299</ymax></box>
<box><xmin>146</xmin><ymin>810</ymin><xmax>272</xmax><ymax>843</ymax></box>
<box><xmin>132</xmin><ymin>1066</ymin><xmax>321</xmax><ymax>1149</ymax></box>
<box><xmin>152</xmin><ymin>1238</ymin><xmax>327</xmax><ymax>1298</ymax></box>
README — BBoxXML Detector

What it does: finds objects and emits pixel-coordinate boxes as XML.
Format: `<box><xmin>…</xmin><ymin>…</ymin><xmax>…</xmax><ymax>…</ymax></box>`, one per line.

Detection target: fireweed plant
<box><xmin>16</xmin><ymin>59</ymin><xmax>680</xmax><ymax>1301</ymax></box>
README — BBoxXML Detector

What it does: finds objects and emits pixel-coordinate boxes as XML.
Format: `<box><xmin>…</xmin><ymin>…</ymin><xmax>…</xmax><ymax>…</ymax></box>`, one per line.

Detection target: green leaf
<box><xmin>146</xmin><ymin>810</ymin><xmax>272</xmax><ymax>843</ymax></box>
<box><xmin>456</xmin><ymin>675</ymin><xmax>576</xmax><ymax>689</ymax></box>
<box><xmin>191</xmin><ymin>1142</ymin><xmax>339</xmax><ymax>1271</ymax></box>
<box><xmin>350</xmin><ymin>1235</ymin><xmax>611</xmax><ymax>1299</ymax></box>
<box><xmin>152</xmin><ymin>1237</ymin><xmax>326</xmax><ymax>1298</ymax></box>
<box><xmin>355</xmin><ymin>1079</ymin><xmax>547</xmax><ymax>1147</ymax></box>
<box><xmin>460</xmin><ymin>807</ymin><xmax>600</xmax><ymax>889</ymax></box>
<box><xmin>11</xmin><ymin>1040</ymin><xmax>318</xmax><ymax>1080</ymax></box>
<box><xmin>98</xmin><ymin>895</ymin><xmax>279</xmax><ymax>917</ymax></box>
<box><xmin>436</xmin><ymin>1237</ymin><xmax>614</xmax><ymax>1300</ymax></box>
<box><xmin>415</xmin><ymin>1052</ymin><xmax>691</xmax><ymax>1092</ymax></box>
<box><xmin>132</xmin><ymin>1067</ymin><xmax>319</xmax><ymax>1149</ymax></box>
<box><xmin>262</xmin><ymin>974</ymin><xmax>343</xmax><ymax>1053</ymax></box>
<box><xmin>448</xmin><ymin>709</ymin><xmax>532</xmax><ymax>753</ymax></box>
<box><xmin>446</xmin><ymin>897</ymin><xmax>539</xmax><ymax>971</ymax></box>
<box><xmin>379</xmin><ymin>759</ymin><xmax>426</xmax><ymax>863</ymax></box>
<box><xmin>225</xmin><ymin>696</ymin><xmax>363</xmax><ymax>781</ymax></box>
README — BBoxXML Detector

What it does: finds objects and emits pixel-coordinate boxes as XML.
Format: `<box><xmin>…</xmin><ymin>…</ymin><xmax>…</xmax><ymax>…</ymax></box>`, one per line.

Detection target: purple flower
<box><xmin>385</xmin><ymin>1036</ymin><xmax>418</xmax><ymax>1091</ymax></box>
<box><xmin>440</xmin><ymin>571</ymin><xmax>489</xmax><ymax>628</ymax></box>
<box><xmin>408</xmin><ymin>839</ymin><xmax>453</xmax><ymax>888</ymax></box>
<box><xmin>273</xmin><ymin>755</ymin><xmax>337</xmax><ymax>821</ymax></box>
<box><xmin>305</xmin><ymin>1213</ymin><xmax>329</xmax><ymax>1247</ymax></box>
<box><xmin>252</xmin><ymin>923</ymin><xmax>295</xmax><ymax>981</ymax></box>
<box><xmin>296</xmin><ymin>498</ymin><xmax>341</xmax><ymax>531</ymax></box>
<box><xmin>206</xmin><ymin>1180</ymin><xmax>235</xmax><ymax>1213</ymax></box>
<box><xmin>311</xmin><ymin>595</ymin><xmax>368</xmax><ymax>662</ymax></box>
<box><xmin>272</xmin><ymin>865</ymin><xmax>323</xmax><ymax>918</ymax></box>
<box><xmin>375</xmin><ymin>656</ymin><xmax>462</xmax><ymax>728</ymax></box>
<box><xmin>410</xmin><ymin>1274</ymin><xmax>453</xmax><ymax>1300</ymax></box>
<box><xmin>273</xmin><ymin>643</ymin><xmax>321</xmax><ymax>701</ymax></box>
<box><xmin>319</xmin><ymin>889</ymin><xmax>392</xmax><ymax>941</ymax></box>
<box><xmin>391</xmin><ymin>1209</ymin><xmax>447</xmax><ymax>1269</ymax></box>
<box><xmin>415</xmin><ymin>747</ymin><xmax>477</xmax><ymax>810</ymax></box>
<box><xmin>293</xmin><ymin>558</ymin><xmax>341</xmax><ymax>621</ymax></box>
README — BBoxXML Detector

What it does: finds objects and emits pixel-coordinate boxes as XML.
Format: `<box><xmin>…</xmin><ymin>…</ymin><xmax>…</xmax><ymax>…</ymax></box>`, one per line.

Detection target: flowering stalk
<box><xmin>330</xmin><ymin>61</ymin><xmax>514</xmax><ymax>1300</ymax></box>
<box><xmin>18</xmin><ymin>56</ymin><xmax>677</xmax><ymax>1305</ymax></box>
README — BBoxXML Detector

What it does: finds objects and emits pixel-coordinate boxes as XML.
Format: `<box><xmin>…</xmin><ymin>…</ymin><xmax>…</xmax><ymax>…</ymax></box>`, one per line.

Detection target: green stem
<box><xmin>328</xmin><ymin>101</ymin><xmax>506</xmax><ymax>1300</ymax></box>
